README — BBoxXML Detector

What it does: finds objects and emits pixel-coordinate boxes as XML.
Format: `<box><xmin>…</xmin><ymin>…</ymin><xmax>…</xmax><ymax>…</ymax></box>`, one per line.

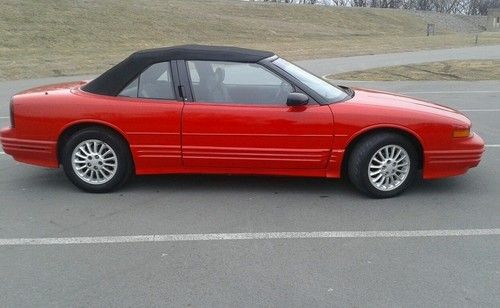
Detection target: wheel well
<box><xmin>57</xmin><ymin>123</ymin><xmax>132</xmax><ymax>165</ymax></box>
<box><xmin>341</xmin><ymin>128</ymin><xmax>423</xmax><ymax>178</ymax></box>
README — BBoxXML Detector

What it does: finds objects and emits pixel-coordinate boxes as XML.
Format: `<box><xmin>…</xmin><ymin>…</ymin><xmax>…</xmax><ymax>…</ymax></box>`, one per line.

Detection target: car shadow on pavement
<box><xmin>129</xmin><ymin>174</ymin><xmax>358</xmax><ymax>196</ymax></box>
<box><xmin>9</xmin><ymin>167</ymin><xmax>482</xmax><ymax>200</ymax></box>
<box><xmin>126</xmin><ymin>173</ymin><xmax>476</xmax><ymax>199</ymax></box>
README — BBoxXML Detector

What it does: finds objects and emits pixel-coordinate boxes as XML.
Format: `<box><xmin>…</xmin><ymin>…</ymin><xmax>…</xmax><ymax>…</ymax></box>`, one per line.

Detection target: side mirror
<box><xmin>286</xmin><ymin>92</ymin><xmax>309</xmax><ymax>107</ymax></box>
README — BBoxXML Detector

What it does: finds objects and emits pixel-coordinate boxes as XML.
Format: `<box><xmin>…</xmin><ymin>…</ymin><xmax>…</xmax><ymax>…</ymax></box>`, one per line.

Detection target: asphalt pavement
<box><xmin>0</xmin><ymin>48</ymin><xmax>499</xmax><ymax>307</ymax></box>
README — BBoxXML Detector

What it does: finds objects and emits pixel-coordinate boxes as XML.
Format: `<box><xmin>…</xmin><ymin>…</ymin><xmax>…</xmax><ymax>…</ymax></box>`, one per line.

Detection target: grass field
<box><xmin>1</xmin><ymin>0</ymin><xmax>500</xmax><ymax>80</ymax></box>
<box><xmin>327</xmin><ymin>60</ymin><xmax>500</xmax><ymax>81</ymax></box>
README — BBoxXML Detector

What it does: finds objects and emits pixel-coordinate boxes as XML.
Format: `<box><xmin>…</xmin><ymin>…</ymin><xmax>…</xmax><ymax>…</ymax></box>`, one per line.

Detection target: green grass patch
<box><xmin>326</xmin><ymin>60</ymin><xmax>500</xmax><ymax>81</ymax></box>
<box><xmin>1</xmin><ymin>0</ymin><xmax>500</xmax><ymax>80</ymax></box>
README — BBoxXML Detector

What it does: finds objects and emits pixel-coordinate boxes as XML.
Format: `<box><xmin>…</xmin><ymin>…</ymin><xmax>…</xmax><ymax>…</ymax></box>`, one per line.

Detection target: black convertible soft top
<box><xmin>82</xmin><ymin>44</ymin><xmax>275</xmax><ymax>96</ymax></box>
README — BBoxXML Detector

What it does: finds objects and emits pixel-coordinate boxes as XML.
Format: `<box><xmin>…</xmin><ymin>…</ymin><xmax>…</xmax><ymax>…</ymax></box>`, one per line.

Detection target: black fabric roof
<box><xmin>82</xmin><ymin>45</ymin><xmax>275</xmax><ymax>96</ymax></box>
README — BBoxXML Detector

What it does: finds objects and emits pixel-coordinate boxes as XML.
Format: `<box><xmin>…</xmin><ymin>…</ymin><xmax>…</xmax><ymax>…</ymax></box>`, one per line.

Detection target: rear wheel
<box><xmin>61</xmin><ymin>127</ymin><xmax>132</xmax><ymax>192</ymax></box>
<box><xmin>348</xmin><ymin>132</ymin><xmax>418</xmax><ymax>198</ymax></box>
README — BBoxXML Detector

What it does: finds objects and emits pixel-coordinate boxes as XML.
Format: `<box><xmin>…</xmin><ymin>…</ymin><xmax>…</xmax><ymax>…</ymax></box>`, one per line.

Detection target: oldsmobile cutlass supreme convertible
<box><xmin>0</xmin><ymin>45</ymin><xmax>484</xmax><ymax>198</ymax></box>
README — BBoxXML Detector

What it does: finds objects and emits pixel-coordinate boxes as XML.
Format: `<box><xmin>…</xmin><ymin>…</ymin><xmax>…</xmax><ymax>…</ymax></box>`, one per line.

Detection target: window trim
<box><xmin>175</xmin><ymin>59</ymin><xmax>193</xmax><ymax>102</ymax></box>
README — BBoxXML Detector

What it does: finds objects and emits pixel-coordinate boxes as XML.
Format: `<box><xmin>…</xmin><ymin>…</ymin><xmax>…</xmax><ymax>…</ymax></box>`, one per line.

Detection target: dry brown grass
<box><xmin>326</xmin><ymin>60</ymin><xmax>500</xmax><ymax>81</ymax></box>
<box><xmin>1</xmin><ymin>0</ymin><xmax>499</xmax><ymax>80</ymax></box>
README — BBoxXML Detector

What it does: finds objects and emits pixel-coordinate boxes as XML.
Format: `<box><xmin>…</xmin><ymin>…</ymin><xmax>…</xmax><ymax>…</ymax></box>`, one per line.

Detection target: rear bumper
<box><xmin>0</xmin><ymin>127</ymin><xmax>59</xmax><ymax>168</ymax></box>
<box><xmin>423</xmin><ymin>132</ymin><xmax>484</xmax><ymax>179</ymax></box>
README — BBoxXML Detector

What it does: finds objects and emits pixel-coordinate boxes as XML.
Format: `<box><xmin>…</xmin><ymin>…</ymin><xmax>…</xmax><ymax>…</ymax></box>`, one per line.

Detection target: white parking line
<box><xmin>460</xmin><ymin>109</ymin><xmax>500</xmax><ymax>112</ymax></box>
<box><xmin>0</xmin><ymin>116</ymin><xmax>9</xmax><ymax>119</ymax></box>
<box><xmin>1</xmin><ymin>228</ymin><xmax>499</xmax><ymax>246</ymax></box>
<box><xmin>403</xmin><ymin>90</ymin><xmax>500</xmax><ymax>94</ymax></box>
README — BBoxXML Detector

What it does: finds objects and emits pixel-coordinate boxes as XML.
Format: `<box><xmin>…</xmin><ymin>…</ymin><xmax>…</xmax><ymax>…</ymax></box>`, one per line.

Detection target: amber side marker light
<box><xmin>453</xmin><ymin>128</ymin><xmax>471</xmax><ymax>138</ymax></box>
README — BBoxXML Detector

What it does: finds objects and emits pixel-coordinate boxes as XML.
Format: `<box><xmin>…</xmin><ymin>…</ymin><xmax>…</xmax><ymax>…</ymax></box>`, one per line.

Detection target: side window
<box><xmin>119</xmin><ymin>78</ymin><xmax>138</xmax><ymax>97</ymax></box>
<box><xmin>187</xmin><ymin>61</ymin><xmax>293</xmax><ymax>105</ymax></box>
<box><xmin>119</xmin><ymin>62</ymin><xmax>175</xmax><ymax>100</ymax></box>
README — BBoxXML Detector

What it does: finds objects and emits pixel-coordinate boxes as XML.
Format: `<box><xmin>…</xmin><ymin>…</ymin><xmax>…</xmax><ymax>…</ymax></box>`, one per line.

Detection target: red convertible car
<box><xmin>0</xmin><ymin>45</ymin><xmax>484</xmax><ymax>197</ymax></box>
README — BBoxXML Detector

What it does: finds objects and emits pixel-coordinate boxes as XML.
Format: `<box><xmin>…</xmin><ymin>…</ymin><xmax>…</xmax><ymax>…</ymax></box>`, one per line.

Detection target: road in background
<box><xmin>1</xmin><ymin>45</ymin><xmax>499</xmax><ymax>104</ymax></box>
<box><xmin>305</xmin><ymin>44</ymin><xmax>500</xmax><ymax>76</ymax></box>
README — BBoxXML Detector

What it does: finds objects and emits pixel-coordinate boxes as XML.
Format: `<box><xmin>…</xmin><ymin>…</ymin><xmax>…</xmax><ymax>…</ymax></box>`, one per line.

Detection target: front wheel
<box><xmin>348</xmin><ymin>132</ymin><xmax>419</xmax><ymax>198</ymax></box>
<box><xmin>61</xmin><ymin>128</ymin><xmax>132</xmax><ymax>193</ymax></box>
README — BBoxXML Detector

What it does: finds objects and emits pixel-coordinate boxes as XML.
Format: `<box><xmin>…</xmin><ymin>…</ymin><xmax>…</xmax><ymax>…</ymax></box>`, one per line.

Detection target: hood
<box><xmin>348</xmin><ymin>87</ymin><xmax>469</xmax><ymax>123</ymax></box>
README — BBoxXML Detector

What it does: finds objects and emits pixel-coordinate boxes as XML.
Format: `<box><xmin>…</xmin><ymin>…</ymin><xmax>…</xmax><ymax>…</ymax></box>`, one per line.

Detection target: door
<box><xmin>180</xmin><ymin>60</ymin><xmax>334</xmax><ymax>170</ymax></box>
<box><xmin>115</xmin><ymin>61</ymin><xmax>184</xmax><ymax>174</ymax></box>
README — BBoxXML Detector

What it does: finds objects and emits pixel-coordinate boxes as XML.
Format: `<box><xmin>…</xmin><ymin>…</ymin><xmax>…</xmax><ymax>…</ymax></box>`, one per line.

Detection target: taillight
<box><xmin>9</xmin><ymin>98</ymin><xmax>15</xmax><ymax>128</ymax></box>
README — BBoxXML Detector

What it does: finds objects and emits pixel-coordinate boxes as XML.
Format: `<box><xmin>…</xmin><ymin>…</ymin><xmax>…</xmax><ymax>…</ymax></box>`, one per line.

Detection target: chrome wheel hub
<box><xmin>368</xmin><ymin>145</ymin><xmax>410</xmax><ymax>191</ymax></box>
<box><xmin>71</xmin><ymin>139</ymin><xmax>118</xmax><ymax>185</ymax></box>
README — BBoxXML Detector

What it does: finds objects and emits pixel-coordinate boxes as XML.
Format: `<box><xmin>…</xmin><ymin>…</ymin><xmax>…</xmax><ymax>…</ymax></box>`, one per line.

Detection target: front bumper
<box><xmin>423</xmin><ymin>132</ymin><xmax>485</xmax><ymax>179</ymax></box>
<box><xmin>0</xmin><ymin>127</ymin><xmax>59</xmax><ymax>168</ymax></box>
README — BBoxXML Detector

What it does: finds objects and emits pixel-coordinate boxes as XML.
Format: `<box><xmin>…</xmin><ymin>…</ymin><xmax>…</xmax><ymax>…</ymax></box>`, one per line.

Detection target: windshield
<box><xmin>272</xmin><ymin>58</ymin><xmax>349</xmax><ymax>102</ymax></box>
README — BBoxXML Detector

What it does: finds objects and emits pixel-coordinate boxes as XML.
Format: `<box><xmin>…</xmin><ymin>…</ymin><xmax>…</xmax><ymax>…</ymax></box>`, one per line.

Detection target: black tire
<box><xmin>348</xmin><ymin>132</ymin><xmax>418</xmax><ymax>198</ymax></box>
<box><xmin>61</xmin><ymin>127</ymin><xmax>133</xmax><ymax>193</ymax></box>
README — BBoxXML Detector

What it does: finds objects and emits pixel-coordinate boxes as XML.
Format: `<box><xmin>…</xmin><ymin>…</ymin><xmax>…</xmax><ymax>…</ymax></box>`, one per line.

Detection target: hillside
<box><xmin>408</xmin><ymin>10</ymin><xmax>487</xmax><ymax>33</ymax></box>
<box><xmin>1</xmin><ymin>0</ymin><xmax>499</xmax><ymax>80</ymax></box>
